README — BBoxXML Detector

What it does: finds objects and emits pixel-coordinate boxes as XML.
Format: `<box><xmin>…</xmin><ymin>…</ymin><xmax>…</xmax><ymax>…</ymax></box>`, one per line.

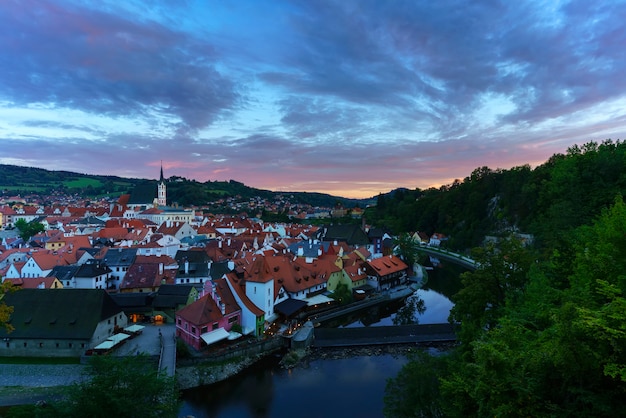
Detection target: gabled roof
<box><xmin>121</xmin><ymin>262</ymin><xmax>176</xmax><ymax>290</ymax></box>
<box><xmin>75</xmin><ymin>260</ymin><xmax>112</xmax><ymax>278</ymax></box>
<box><xmin>176</xmin><ymin>293</ymin><xmax>223</xmax><ymax>326</ymax></box>
<box><xmin>153</xmin><ymin>284</ymin><xmax>196</xmax><ymax>310</ymax></box>
<box><xmin>318</xmin><ymin>224</ymin><xmax>371</xmax><ymax>246</ymax></box>
<box><xmin>210</xmin><ymin>261</ymin><xmax>232</xmax><ymax>280</ymax></box>
<box><xmin>100</xmin><ymin>247</ymin><xmax>138</xmax><ymax>266</ymax></box>
<box><xmin>0</xmin><ymin>289</ymin><xmax>124</xmax><ymax>340</ymax></box>
<box><xmin>175</xmin><ymin>248</ymin><xmax>211</xmax><ymax>265</ymax></box>
<box><xmin>48</xmin><ymin>265</ymin><xmax>80</xmax><ymax>282</ymax></box>
<box><xmin>28</xmin><ymin>251</ymin><xmax>69</xmax><ymax>270</ymax></box>
<box><xmin>212</xmin><ymin>276</ymin><xmax>240</xmax><ymax>316</ymax></box>
<box><xmin>366</xmin><ymin>255</ymin><xmax>408</xmax><ymax>276</ymax></box>
<box><xmin>224</xmin><ymin>272</ymin><xmax>264</xmax><ymax>316</ymax></box>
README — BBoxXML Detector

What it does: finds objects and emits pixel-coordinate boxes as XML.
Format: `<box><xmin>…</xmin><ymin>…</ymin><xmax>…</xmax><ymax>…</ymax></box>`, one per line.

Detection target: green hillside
<box><xmin>365</xmin><ymin>139</ymin><xmax>626</xmax><ymax>252</ymax></box>
<box><xmin>0</xmin><ymin>164</ymin><xmax>371</xmax><ymax>208</ymax></box>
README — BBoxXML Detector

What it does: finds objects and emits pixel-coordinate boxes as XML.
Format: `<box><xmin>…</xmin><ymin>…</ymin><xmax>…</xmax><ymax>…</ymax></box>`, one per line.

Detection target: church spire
<box><xmin>157</xmin><ymin>161</ymin><xmax>167</xmax><ymax>207</ymax></box>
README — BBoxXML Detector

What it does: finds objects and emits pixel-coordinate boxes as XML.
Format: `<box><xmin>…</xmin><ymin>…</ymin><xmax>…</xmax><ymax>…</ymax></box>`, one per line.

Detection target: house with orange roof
<box><xmin>45</xmin><ymin>233</ymin><xmax>91</xmax><ymax>253</ymax></box>
<box><xmin>175</xmin><ymin>277</ymin><xmax>242</xmax><ymax>350</ymax></box>
<box><xmin>119</xmin><ymin>260</ymin><xmax>176</xmax><ymax>293</ymax></box>
<box><xmin>429</xmin><ymin>232</ymin><xmax>448</xmax><ymax>247</ymax></box>
<box><xmin>93</xmin><ymin>227</ymin><xmax>131</xmax><ymax>244</ymax></box>
<box><xmin>155</xmin><ymin>220</ymin><xmax>195</xmax><ymax>241</ymax></box>
<box><xmin>13</xmin><ymin>205</ymin><xmax>41</xmax><ymax>223</ymax></box>
<box><xmin>118</xmin><ymin>228</ymin><xmax>152</xmax><ymax>247</ymax></box>
<box><xmin>292</xmin><ymin>256</ymin><xmax>339</xmax><ymax>306</ymax></box>
<box><xmin>20</xmin><ymin>251</ymin><xmax>69</xmax><ymax>278</ymax></box>
<box><xmin>0</xmin><ymin>205</ymin><xmax>17</xmax><ymax>228</ymax></box>
<box><xmin>196</xmin><ymin>224</ymin><xmax>220</xmax><ymax>239</ymax></box>
<box><xmin>342</xmin><ymin>262</ymin><xmax>370</xmax><ymax>291</ymax></box>
<box><xmin>364</xmin><ymin>254</ymin><xmax>409</xmax><ymax>290</ymax></box>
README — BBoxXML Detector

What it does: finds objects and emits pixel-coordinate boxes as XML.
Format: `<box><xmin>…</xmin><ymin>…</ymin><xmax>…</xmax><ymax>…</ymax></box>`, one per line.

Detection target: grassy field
<box><xmin>62</xmin><ymin>178</ymin><xmax>103</xmax><ymax>188</ymax></box>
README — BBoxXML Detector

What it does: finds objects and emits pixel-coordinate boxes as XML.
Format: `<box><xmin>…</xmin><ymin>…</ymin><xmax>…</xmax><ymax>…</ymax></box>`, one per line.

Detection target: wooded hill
<box><xmin>382</xmin><ymin>139</ymin><xmax>626</xmax><ymax>417</ymax></box>
<box><xmin>365</xmin><ymin>139</ymin><xmax>626</xmax><ymax>252</ymax></box>
<box><xmin>0</xmin><ymin>164</ymin><xmax>371</xmax><ymax>209</ymax></box>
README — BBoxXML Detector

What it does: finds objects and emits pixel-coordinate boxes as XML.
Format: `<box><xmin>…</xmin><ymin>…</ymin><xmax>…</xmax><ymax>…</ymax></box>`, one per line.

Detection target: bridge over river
<box><xmin>312</xmin><ymin>323</ymin><xmax>457</xmax><ymax>348</ymax></box>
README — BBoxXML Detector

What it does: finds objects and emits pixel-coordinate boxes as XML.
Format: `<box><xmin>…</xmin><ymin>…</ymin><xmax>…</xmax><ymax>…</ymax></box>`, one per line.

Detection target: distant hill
<box><xmin>0</xmin><ymin>164</ymin><xmax>375</xmax><ymax>208</ymax></box>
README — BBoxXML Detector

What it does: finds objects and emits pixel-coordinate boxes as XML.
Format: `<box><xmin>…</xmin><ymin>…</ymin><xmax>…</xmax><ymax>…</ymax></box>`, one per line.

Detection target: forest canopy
<box><xmin>383</xmin><ymin>140</ymin><xmax>626</xmax><ymax>417</ymax></box>
<box><xmin>366</xmin><ymin>139</ymin><xmax>626</xmax><ymax>252</ymax></box>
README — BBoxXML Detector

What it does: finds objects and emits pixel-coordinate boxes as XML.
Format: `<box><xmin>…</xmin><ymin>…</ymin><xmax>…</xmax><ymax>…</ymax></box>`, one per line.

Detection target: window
<box><xmin>212</xmin><ymin>323</ymin><xmax>218</xmax><ymax>330</ymax></box>
<box><xmin>23</xmin><ymin>342</ymin><xmax>27</xmax><ymax>348</ymax></box>
<box><xmin>177</xmin><ymin>319</ymin><xmax>181</xmax><ymax>325</ymax></box>
<box><xmin>191</xmin><ymin>326</ymin><xmax>196</xmax><ymax>334</ymax></box>
<box><xmin>39</xmin><ymin>342</ymin><xmax>43</xmax><ymax>348</ymax></box>
<box><xmin>228</xmin><ymin>316</ymin><xmax>238</xmax><ymax>324</ymax></box>
<box><xmin>56</xmin><ymin>343</ymin><xmax>59</xmax><ymax>348</ymax></box>
<box><xmin>201</xmin><ymin>326</ymin><xmax>208</xmax><ymax>334</ymax></box>
<box><xmin>69</xmin><ymin>343</ymin><xmax>73</xmax><ymax>348</ymax></box>
<box><xmin>81</xmin><ymin>343</ymin><xmax>85</xmax><ymax>348</ymax></box>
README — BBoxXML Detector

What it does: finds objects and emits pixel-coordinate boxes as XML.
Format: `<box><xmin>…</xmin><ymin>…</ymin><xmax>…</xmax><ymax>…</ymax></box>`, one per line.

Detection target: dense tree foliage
<box><xmin>0</xmin><ymin>281</ymin><xmax>16</xmax><ymax>333</ymax></box>
<box><xmin>8</xmin><ymin>355</ymin><xmax>180</xmax><ymax>418</ymax></box>
<box><xmin>366</xmin><ymin>139</ymin><xmax>626</xmax><ymax>252</ymax></box>
<box><xmin>14</xmin><ymin>219</ymin><xmax>45</xmax><ymax>242</ymax></box>
<box><xmin>385</xmin><ymin>196</ymin><xmax>626</xmax><ymax>417</ymax></box>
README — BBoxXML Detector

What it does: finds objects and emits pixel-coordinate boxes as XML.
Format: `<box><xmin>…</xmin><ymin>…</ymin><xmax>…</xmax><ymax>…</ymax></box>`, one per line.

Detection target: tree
<box><xmin>392</xmin><ymin>293</ymin><xmax>425</xmax><ymax>325</ymax></box>
<box><xmin>449</xmin><ymin>234</ymin><xmax>534</xmax><ymax>345</ymax></box>
<box><xmin>51</xmin><ymin>354</ymin><xmax>180</xmax><ymax>417</ymax></box>
<box><xmin>330</xmin><ymin>282</ymin><xmax>353</xmax><ymax>305</ymax></box>
<box><xmin>14</xmin><ymin>218</ymin><xmax>45</xmax><ymax>242</ymax></box>
<box><xmin>393</xmin><ymin>232</ymin><xmax>423</xmax><ymax>275</ymax></box>
<box><xmin>0</xmin><ymin>280</ymin><xmax>16</xmax><ymax>333</ymax></box>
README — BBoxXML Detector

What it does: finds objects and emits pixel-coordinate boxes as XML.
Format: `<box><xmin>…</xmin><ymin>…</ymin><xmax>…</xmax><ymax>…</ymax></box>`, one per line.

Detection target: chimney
<box><xmin>159</xmin><ymin>263</ymin><xmax>163</xmax><ymax>275</ymax></box>
<box><xmin>184</xmin><ymin>260</ymin><xmax>189</xmax><ymax>274</ymax></box>
<box><xmin>220</xmin><ymin>301</ymin><xmax>225</xmax><ymax>315</ymax></box>
<box><xmin>297</xmin><ymin>246</ymin><xmax>304</xmax><ymax>256</ymax></box>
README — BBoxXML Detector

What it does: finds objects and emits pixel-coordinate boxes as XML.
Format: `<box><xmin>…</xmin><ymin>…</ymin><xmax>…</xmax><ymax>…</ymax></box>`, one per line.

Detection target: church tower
<box><xmin>157</xmin><ymin>161</ymin><xmax>167</xmax><ymax>207</ymax></box>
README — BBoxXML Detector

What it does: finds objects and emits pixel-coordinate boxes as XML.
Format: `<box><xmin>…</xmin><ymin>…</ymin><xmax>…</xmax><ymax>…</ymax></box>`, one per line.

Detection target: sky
<box><xmin>1</xmin><ymin>1</ymin><xmax>626</xmax><ymax>199</ymax></box>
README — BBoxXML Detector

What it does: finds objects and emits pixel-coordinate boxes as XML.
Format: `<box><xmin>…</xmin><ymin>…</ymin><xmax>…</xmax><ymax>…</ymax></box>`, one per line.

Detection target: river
<box><xmin>178</xmin><ymin>262</ymin><xmax>466</xmax><ymax>417</ymax></box>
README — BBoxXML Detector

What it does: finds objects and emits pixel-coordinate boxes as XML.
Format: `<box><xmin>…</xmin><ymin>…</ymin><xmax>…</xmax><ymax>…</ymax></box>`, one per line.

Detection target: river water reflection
<box><xmin>179</xmin><ymin>262</ymin><xmax>466</xmax><ymax>417</ymax></box>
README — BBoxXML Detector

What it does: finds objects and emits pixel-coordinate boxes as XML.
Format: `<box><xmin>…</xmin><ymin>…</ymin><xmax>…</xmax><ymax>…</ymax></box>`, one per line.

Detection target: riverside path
<box><xmin>416</xmin><ymin>246</ymin><xmax>477</xmax><ymax>270</ymax></box>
